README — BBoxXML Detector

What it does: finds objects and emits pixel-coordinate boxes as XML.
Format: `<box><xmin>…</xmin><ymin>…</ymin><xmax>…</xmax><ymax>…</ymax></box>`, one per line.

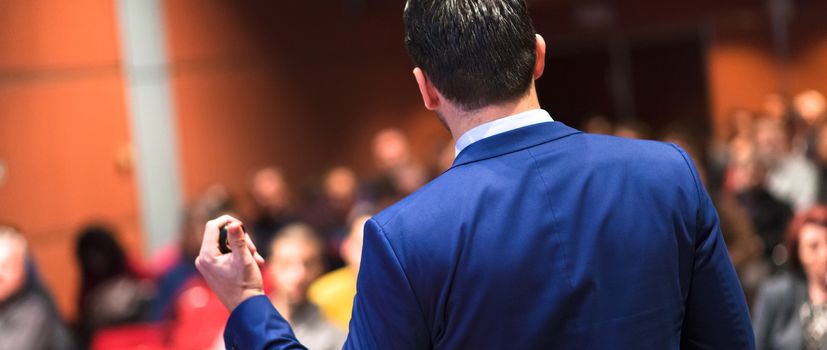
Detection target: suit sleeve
<box><xmin>342</xmin><ymin>219</ymin><xmax>431</xmax><ymax>349</ymax></box>
<box><xmin>674</xmin><ymin>146</ymin><xmax>756</xmax><ymax>349</ymax></box>
<box><xmin>224</xmin><ymin>295</ymin><xmax>308</xmax><ymax>350</ymax></box>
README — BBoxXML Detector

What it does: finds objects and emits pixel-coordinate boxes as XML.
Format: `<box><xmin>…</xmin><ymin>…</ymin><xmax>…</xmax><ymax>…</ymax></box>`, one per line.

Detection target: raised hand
<box><xmin>195</xmin><ymin>215</ymin><xmax>266</xmax><ymax>311</ymax></box>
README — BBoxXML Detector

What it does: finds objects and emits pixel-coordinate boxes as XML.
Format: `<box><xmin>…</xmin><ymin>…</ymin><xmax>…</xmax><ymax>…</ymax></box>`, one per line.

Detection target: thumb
<box><xmin>227</xmin><ymin>223</ymin><xmax>254</xmax><ymax>262</ymax></box>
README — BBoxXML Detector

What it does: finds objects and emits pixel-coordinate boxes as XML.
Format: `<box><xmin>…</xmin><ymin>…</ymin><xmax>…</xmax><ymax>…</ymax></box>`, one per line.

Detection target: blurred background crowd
<box><xmin>1</xmin><ymin>0</ymin><xmax>827</xmax><ymax>349</ymax></box>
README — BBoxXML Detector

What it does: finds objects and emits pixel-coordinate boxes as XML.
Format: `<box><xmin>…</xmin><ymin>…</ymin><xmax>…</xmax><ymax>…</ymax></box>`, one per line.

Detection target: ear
<box><xmin>413</xmin><ymin>67</ymin><xmax>440</xmax><ymax>111</ymax></box>
<box><xmin>533</xmin><ymin>34</ymin><xmax>547</xmax><ymax>80</ymax></box>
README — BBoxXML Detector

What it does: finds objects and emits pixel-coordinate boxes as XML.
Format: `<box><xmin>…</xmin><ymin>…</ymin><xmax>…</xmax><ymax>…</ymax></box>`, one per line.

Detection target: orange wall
<box><xmin>164</xmin><ymin>2</ymin><xmax>449</xmax><ymax>205</ymax></box>
<box><xmin>0</xmin><ymin>1</ymin><xmax>141</xmax><ymax>320</ymax></box>
<box><xmin>789</xmin><ymin>23</ymin><xmax>827</xmax><ymax>98</ymax></box>
<box><xmin>707</xmin><ymin>1</ymin><xmax>827</xmax><ymax>141</ymax></box>
<box><xmin>162</xmin><ymin>0</ymin><xmax>827</xmax><ymax>207</ymax></box>
<box><xmin>708</xmin><ymin>31</ymin><xmax>777</xmax><ymax>140</ymax></box>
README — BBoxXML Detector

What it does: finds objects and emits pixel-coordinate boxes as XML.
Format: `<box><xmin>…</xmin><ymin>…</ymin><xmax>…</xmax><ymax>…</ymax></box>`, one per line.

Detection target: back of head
<box><xmin>404</xmin><ymin>0</ymin><xmax>537</xmax><ymax>110</ymax></box>
<box><xmin>75</xmin><ymin>224</ymin><xmax>128</xmax><ymax>282</ymax></box>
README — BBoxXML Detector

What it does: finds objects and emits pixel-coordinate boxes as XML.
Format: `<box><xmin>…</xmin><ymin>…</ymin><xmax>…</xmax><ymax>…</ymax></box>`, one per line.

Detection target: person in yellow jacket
<box><xmin>308</xmin><ymin>215</ymin><xmax>369</xmax><ymax>330</ymax></box>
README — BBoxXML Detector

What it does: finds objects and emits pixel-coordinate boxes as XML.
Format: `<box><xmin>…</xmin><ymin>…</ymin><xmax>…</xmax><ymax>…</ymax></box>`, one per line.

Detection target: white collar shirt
<box><xmin>454</xmin><ymin>109</ymin><xmax>554</xmax><ymax>155</ymax></box>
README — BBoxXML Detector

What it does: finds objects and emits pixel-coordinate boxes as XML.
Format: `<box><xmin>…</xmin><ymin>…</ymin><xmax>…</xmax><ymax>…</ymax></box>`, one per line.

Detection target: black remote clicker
<box><xmin>218</xmin><ymin>225</ymin><xmax>231</xmax><ymax>254</ymax></box>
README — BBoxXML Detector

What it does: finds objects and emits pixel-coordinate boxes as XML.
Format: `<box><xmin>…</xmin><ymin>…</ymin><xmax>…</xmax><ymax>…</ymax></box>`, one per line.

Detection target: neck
<box><xmin>442</xmin><ymin>84</ymin><xmax>542</xmax><ymax>141</ymax></box>
<box><xmin>810</xmin><ymin>277</ymin><xmax>827</xmax><ymax>305</ymax></box>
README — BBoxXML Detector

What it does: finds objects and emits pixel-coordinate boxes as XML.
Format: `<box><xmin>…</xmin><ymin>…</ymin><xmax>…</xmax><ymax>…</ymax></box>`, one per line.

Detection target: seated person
<box><xmin>152</xmin><ymin>185</ymin><xmax>233</xmax><ymax>321</ymax></box>
<box><xmin>267</xmin><ymin>224</ymin><xmax>345</xmax><ymax>350</ymax></box>
<box><xmin>0</xmin><ymin>225</ymin><xmax>75</xmax><ymax>350</ymax></box>
<box><xmin>309</xmin><ymin>215</ymin><xmax>369</xmax><ymax>330</ymax></box>
<box><xmin>249</xmin><ymin>167</ymin><xmax>296</xmax><ymax>259</ymax></box>
<box><xmin>754</xmin><ymin>205</ymin><xmax>827</xmax><ymax>349</ymax></box>
<box><xmin>75</xmin><ymin>224</ymin><xmax>152</xmax><ymax>346</ymax></box>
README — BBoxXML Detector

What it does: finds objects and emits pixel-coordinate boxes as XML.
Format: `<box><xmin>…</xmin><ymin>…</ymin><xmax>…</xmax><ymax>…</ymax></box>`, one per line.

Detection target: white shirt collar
<box><xmin>455</xmin><ymin>109</ymin><xmax>554</xmax><ymax>155</ymax></box>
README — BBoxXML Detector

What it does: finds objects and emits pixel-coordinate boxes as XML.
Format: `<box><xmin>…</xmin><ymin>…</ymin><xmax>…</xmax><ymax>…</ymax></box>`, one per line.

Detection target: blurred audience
<box><xmin>309</xmin><ymin>215</ymin><xmax>369</xmax><ymax>331</ymax></box>
<box><xmin>250</xmin><ymin>167</ymin><xmax>296</xmax><ymax>259</ymax></box>
<box><xmin>0</xmin><ymin>225</ymin><xmax>75</xmax><ymax>350</ymax></box>
<box><xmin>300</xmin><ymin>166</ymin><xmax>359</xmax><ymax>269</ymax></box>
<box><xmin>764</xmin><ymin>92</ymin><xmax>795</xmax><ymax>124</ymax></box>
<box><xmin>795</xmin><ymin>90</ymin><xmax>827</xmax><ymax>128</ymax></box>
<box><xmin>716</xmin><ymin>194</ymin><xmax>765</xmax><ymax>305</ymax></box>
<box><xmin>373</xmin><ymin>128</ymin><xmax>413</xmax><ymax>171</ymax></box>
<box><xmin>266</xmin><ymin>224</ymin><xmax>345</xmax><ymax>350</ymax></box>
<box><xmin>754</xmin><ymin>206</ymin><xmax>827</xmax><ymax>350</ymax></box>
<box><xmin>10</xmin><ymin>86</ymin><xmax>827</xmax><ymax>348</ymax></box>
<box><xmin>151</xmin><ymin>184</ymin><xmax>234</xmax><ymax>321</ymax></box>
<box><xmin>725</xmin><ymin>138</ymin><xmax>794</xmax><ymax>266</ymax></box>
<box><xmin>708</xmin><ymin>108</ymin><xmax>757</xmax><ymax>195</ymax></box>
<box><xmin>75</xmin><ymin>224</ymin><xmax>151</xmax><ymax>347</ymax></box>
<box><xmin>436</xmin><ymin>141</ymin><xmax>457</xmax><ymax>173</ymax></box>
<box><xmin>753</xmin><ymin>116</ymin><xmax>819</xmax><ymax>212</ymax></box>
<box><xmin>166</xmin><ymin>276</ymin><xmax>230</xmax><ymax>350</ymax></box>
<box><xmin>614</xmin><ymin>119</ymin><xmax>652</xmax><ymax>140</ymax></box>
<box><xmin>368</xmin><ymin>128</ymin><xmax>427</xmax><ymax>208</ymax></box>
<box><xmin>814</xmin><ymin>123</ymin><xmax>827</xmax><ymax>204</ymax></box>
<box><xmin>794</xmin><ymin>90</ymin><xmax>827</xmax><ymax>157</ymax></box>
<box><xmin>581</xmin><ymin>114</ymin><xmax>613</xmax><ymax>135</ymax></box>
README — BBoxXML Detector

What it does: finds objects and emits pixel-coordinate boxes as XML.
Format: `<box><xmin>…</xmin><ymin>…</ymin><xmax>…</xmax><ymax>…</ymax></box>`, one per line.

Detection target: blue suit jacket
<box><xmin>225</xmin><ymin>122</ymin><xmax>755</xmax><ymax>349</ymax></box>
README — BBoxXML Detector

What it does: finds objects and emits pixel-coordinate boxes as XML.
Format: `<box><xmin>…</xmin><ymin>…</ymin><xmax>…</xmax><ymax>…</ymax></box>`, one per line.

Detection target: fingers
<box><xmin>245</xmin><ymin>233</ymin><xmax>265</xmax><ymax>266</ymax></box>
<box><xmin>200</xmin><ymin>215</ymin><xmax>241</xmax><ymax>256</ymax></box>
<box><xmin>227</xmin><ymin>222</ymin><xmax>254</xmax><ymax>262</ymax></box>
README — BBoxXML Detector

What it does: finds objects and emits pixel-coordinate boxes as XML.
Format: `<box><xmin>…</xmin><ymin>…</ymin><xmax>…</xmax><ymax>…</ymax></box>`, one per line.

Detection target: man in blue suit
<box><xmin>195</xmin><ymin>0</ymin><xmax>755</xmax><ymax>348</ymax></box>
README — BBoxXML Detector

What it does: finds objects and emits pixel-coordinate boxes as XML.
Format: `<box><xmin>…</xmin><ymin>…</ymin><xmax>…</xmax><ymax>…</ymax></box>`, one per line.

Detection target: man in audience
<box><xmin>0</xmin><ymin>225</ymin><xmax>75</xmax><ymax>350</ymax></box>
<box><xmin>753</xmin><ymin>116</ymin><xmax>818</xmax><ymax>212</ymax></box>
<box><xmin>300</xmin><ymin>166</ymin><xmax>359</xmax><ymax>269</ymax></box>
<box><xmin>267</xmin><ymin>224</ymin><xmax>345</xmax><ymax>350</ymax></box>
<box><xmin>763</xmin><ymin>92</ymin><xmax>794</xmax><ymax>125</ymax></box>
<box><xmin>250</xmin><ymin>167</ymin><xmax>296</xmax><ymax>258</ymax></box>
<box><xmin>794</xmin><ymin>90</ymin><xmax>826</xmax><ymax>128</ymax></box>
<box><xmin>794</xmin><ymin>89</ymin><xmax>827</xmax><ymax>160</ymax></box>
<box><xmin>308</xmin><ymin>215</ymin><xmax>369</xmax><ymax>331</ymax></box>
<box><xmin>368</xmin><ymin>128</ymin><xmax>427</xmax><ymax>208</ymax></box>
<box><xmin>75</xmin><ymin>224</ymin><xmax>151</xmax><ymax>347</ymax></box>
<box><xmin>727</xmin><ymin>139</ymin><xmax>794</xmax><ymax>266</ymax></box>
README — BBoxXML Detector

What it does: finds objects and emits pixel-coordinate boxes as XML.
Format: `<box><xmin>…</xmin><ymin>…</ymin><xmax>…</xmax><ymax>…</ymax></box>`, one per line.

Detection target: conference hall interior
<box><xmin>1</xmin><ymin>0</ymin><xmax>826</xmax><ymax>348</ymax></box>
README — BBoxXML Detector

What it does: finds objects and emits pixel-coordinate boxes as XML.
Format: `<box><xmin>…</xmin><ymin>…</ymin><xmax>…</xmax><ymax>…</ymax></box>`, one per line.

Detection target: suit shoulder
<box><xmin>372</xmin><ymin>135</ymin><xmax>696</xmax><ymax>235</ymax></box>
<box><xmin>577</xmin><ymin>133</ymin><xmax>689</xmax><ymax>162</ymax></box>
<box><xmin>558</xmin><ymin>134</ymin><xmax>697</xmax><ymax>182</ymax></box>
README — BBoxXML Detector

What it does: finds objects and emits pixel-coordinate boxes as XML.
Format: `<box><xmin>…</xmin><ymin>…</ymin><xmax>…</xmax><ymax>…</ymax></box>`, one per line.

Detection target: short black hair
<box><xmin>404</xmin><ymin>0</ymin><xmax>537</xmax><ymax>110</ymax></box>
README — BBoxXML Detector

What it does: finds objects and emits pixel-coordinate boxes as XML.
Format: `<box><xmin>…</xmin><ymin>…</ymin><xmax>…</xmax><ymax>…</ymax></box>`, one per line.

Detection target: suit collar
<box><xmin>450</xmin><ymin>122</ymin><xmax>582</xmax><ymax>168</ymax></box>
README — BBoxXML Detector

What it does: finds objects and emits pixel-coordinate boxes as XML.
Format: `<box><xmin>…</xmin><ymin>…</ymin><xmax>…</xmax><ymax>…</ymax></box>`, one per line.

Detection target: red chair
<box><xmin>91</xmin><ymin>324</ymin><xmax>165</xmax><ymax>350</ymax></box>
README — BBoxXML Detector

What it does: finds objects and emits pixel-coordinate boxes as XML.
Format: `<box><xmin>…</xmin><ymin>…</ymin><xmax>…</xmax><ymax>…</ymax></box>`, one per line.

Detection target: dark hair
<box><xmin>75</xmin><ymin>224</ymin><xmax>129</xmax><ymax>281</ymax></box>
<box><xmin>785</xmin><ymin>206</ymin><xmax>827</xmax><ymax>274</ymax></box>
<box><xmin>403</xmin><ymin>0</ymin><xmax>537</xmax><ymax>110</ymax></box>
